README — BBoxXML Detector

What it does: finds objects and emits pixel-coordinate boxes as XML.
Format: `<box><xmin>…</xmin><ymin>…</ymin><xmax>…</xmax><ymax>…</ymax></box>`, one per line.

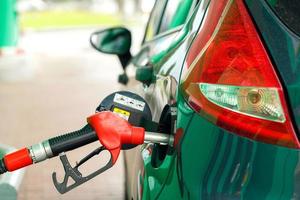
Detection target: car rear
<box><xmin>173</xmin><ymin>0</ymin><xmax>300</xmax><ymax>199</ymax></box>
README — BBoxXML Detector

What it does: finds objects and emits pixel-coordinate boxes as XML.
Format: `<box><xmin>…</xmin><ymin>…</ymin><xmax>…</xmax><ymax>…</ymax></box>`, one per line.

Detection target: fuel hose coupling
<box><xmin>0</xmin><ymin>141</ymin><xmax>52</xmax><ymax>174</ymax></box>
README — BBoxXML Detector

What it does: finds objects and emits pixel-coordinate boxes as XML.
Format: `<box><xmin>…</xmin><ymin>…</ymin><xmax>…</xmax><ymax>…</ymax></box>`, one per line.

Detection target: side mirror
<box><xmin>90</xmin><ymin>27</ymin><xmax>131</xmax><ymax>55</ymax></box>
<box><xmin>90</xmin><ymin>27</ymin><xmax>132</xmax><ymax>85</ymax></box>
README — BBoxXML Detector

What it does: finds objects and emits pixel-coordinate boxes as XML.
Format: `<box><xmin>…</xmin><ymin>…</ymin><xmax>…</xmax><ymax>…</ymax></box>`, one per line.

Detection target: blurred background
<box><xmin>0</xmin><ymin>0</ymin><xmax>154</xmax><ymax>199</ymax></box>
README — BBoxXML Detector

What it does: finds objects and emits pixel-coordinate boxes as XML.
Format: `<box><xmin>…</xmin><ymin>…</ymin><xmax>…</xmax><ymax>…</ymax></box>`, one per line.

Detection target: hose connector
<box><xmin>29</xmin><ymin>141</ymin><xmax>53</xmax><ymax>163</ymax></box>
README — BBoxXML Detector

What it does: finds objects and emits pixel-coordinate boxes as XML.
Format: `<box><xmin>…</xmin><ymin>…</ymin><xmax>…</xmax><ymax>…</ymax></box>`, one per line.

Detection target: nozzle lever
<box><xmin>75</xmin><ymin>146</ymin><xmax>105</xmax><ymax>168</ymax></box>
<box><xmin>52</xmin><ymin>150</ymin><xmax>113</xmax><ymax>194</ymax></box>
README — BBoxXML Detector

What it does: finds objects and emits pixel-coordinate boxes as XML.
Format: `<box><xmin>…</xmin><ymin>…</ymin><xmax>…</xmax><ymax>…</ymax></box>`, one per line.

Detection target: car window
<box><xmin>158</xmin><ymin>0</ymin><xmax>193</xmax><ymax>34</ymax></box>
<box><xmin>144</xmin><ymin>0</ymin><xmax>195</xmax><ymax>43</ymax></box>
<box><xmin>144</xmin><ymin>0</ymin><xmax>168</xmax><ymax>42</ymax></box>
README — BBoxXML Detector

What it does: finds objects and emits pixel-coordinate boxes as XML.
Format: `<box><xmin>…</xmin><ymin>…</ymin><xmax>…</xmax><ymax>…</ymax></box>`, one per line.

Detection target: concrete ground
<box><xmin>0</xmin><ymin>27</ymin><xmax>143</xmax><ymax>200</ymax></box>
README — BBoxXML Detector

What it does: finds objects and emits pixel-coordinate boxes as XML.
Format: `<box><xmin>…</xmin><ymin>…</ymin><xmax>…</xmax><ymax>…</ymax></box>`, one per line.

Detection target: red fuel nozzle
<box><xmin>0</xmin><ymin>111</ymin><xmax>173</xmax><ymax>175</ymax></box>
<box><xmin>88</xmin><ymin>111</ymin><xmax>174</xmax><ymax>164</ymax></box>
<box><xmin>87</xmin><ymin>111</ymin><xmax>145</xmax><ymax>164</ymax></box>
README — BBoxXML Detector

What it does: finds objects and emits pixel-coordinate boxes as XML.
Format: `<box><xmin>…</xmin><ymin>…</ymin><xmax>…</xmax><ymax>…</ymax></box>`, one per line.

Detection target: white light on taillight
<box><xmin>199</xmin><ymin>83</ymin><xmax>285</xmax><ymax>122</ymax></box>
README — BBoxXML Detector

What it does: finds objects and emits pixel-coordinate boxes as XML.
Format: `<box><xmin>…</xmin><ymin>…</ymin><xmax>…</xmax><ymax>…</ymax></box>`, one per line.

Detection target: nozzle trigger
<box><xmin>52</xmin><ymin>149</ymin><xmax>113</xmax><ymax>194</ymax></box>
<box><xmin>75</xmin><ymin>146</ymin><xmax>105</xmax><ymax>169</ymax></box>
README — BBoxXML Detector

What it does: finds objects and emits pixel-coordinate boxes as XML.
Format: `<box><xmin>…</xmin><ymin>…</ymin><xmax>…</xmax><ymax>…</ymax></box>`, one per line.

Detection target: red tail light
<box><xmin>181</xmin><ymin>0</ymin><xmax>300</xmax><ymax>148</ymax></box>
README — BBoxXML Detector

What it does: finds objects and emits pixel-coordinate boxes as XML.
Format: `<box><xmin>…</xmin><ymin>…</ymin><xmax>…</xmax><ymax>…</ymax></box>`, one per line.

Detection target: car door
<box><xmin>122</xmin><ymin>0</ymin><xmax>203</xmax><ymax>199</ymax></box>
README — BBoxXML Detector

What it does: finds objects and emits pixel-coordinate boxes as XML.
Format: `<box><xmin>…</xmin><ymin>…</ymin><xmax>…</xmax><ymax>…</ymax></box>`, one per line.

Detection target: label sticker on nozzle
<box><xmin>113</xmin><ymin>107</ymin><xmax>130</xmax><ymax>120</ymax></box>
<box><xmin>113</xmin><ymin>93</ymin><xmax>145</xmax><ymax>111</ymax></box>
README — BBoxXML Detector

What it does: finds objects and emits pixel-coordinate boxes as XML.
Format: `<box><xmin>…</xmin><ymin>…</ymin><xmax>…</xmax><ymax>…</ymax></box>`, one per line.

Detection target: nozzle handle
<box><xmin>48</xmin><ymin>124</ymin><xmax>98</xmax><ymax>156</ymax></box>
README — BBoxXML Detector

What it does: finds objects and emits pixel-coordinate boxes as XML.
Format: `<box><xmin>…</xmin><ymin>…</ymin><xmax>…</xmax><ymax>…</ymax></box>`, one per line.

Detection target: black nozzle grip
<box><xmin>48</xmin><ymin>124</ymin><xmax>98</xmax><ymax>156</ymax></box>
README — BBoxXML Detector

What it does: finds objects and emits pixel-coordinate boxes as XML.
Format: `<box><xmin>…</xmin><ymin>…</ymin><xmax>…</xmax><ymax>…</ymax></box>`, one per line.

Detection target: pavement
<box><xmin>0</xmin><ymin>26</ymin><xmax>143</xmax><ymax>200</ymax></box>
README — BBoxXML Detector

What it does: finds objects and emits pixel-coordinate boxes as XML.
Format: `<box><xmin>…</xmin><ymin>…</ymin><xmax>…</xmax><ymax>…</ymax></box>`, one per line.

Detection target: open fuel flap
<box><xmin>151</xmin><ymin>104</ymin><xmax>177</xmax><ymax>168</ymax></box>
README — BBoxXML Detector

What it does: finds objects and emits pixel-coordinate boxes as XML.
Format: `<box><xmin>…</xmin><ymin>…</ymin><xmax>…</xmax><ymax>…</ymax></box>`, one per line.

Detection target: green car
<box><xmin>91</xmin><ymin>0</ymin><xmax>300</xmax><ymax>199</ymax></box>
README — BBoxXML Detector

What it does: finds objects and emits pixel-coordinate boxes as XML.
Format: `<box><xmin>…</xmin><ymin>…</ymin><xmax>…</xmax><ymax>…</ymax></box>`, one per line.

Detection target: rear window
<box><xmin>266</xmin><ymin>0</ymin><xmax>300</xmax><ymax>36</ymax></box>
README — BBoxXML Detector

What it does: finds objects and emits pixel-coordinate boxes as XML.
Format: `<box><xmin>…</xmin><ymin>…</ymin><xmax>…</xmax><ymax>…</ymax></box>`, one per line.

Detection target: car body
<box><xmin>93</xmin><ymin>0</ymin><xmax>300</xmax><ymax>199</ymax></box>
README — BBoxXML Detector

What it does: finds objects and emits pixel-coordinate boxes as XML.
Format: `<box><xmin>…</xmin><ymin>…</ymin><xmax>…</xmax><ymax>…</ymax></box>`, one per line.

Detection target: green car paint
<box><xmin>141</xmin><ymin>94</ymin><xmax>195</xmax><ymax>200</ymax></box>
<box><xmin>175</xmin><ymin>1</ymin><xmax>300</xmax><ymax>199</ymax></box>
<box><xmin>155</xmin><ymin>1</ymin><xmax>299</xmax><ymax>200</ymax></box>
<box><xmin>123</xmin><ymin>0</ymin><xmax>200</xmax><ymax>198</ymax></box>
<box><xmin>160</xmin><ymin>101</ymin><xmax>299</xmax><ymax>199</ymax></box>
<box><xmin>134</xmin><ymin>1</ymin><xmax>211</xmax><ymax>198</ymax></box>
<box><xmin>122</xmin><ymin>0</ymin><xmax>300</xmax><ymax>199</ymax></box>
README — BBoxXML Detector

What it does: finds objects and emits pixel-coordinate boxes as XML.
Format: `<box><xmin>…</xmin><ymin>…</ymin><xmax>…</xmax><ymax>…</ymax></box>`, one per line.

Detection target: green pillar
<box><xmin>0</xmin><ymin>0</ymin><xmax>18</xmax><ymax>48</ymax></box>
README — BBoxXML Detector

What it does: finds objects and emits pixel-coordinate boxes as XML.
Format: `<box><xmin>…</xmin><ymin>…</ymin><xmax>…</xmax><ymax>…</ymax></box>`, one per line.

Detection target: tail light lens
<box><xmin>181</xmin><ymin>0</ymin><xmax>300</xmax><ymax>148</ymax></box>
